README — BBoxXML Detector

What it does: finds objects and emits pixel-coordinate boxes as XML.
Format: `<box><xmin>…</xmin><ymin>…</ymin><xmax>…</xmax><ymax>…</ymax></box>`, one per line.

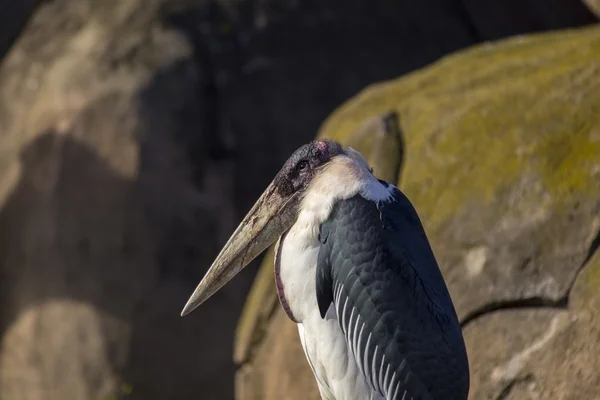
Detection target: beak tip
<box><xmin>180</xmin><ymin>299</ymin><xmax>198</xmax><ymax>317</ymax></box>
<box><xmin>180</xmin><ymin>286</ymin><xmax>209</xmax><ymax>317</ymax></box>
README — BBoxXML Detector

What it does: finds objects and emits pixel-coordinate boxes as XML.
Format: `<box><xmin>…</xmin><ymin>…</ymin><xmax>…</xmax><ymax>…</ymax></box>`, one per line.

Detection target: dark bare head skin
<box><xmin>274</xmin><ymin>139</ymin><xmax>344</xmax><ymax>197</ymax></box>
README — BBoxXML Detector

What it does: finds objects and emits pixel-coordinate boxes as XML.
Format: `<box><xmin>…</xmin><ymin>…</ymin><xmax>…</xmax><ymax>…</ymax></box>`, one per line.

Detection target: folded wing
<box><xmin>316</xmin><ymin>187</ymin><xmax>469</xmax><ymax>400</ymax></box>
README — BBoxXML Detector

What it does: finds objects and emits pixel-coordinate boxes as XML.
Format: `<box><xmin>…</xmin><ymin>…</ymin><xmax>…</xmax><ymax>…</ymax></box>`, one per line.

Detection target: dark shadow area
<box><xmin>0</xmin><ymin>0</ymin><xmax>43</xmax><ymax>60</ymax></box>
<box><xmin>127</xmin><ymin>55</ymin><xmax>256</xmax><ymax>400</ymax></box>
<box><xmin>461</xmin><ymin>0</ymin><xmax>597</xmax><ymax>39</ymax></box>
<box><xmin>384</xmin><ymin>111</ymin><xmax>405</xmax><ymax>185</ymax></box>
<box><xmin>459</xmin><ymin>296</ymin><xmax>567</xmax><ymax>329</ymax></box>
<box><xmin>583</xmin><ymin>223</ymin><xmax>600</xmax><ymax>266</ymax></box>
<box><xmin>0</xmin><ymin>131</ymin><xmax>134</xmax><ymax>396</ymax></box>
<box><xmin>0</xmin><ymin>92</ymin><xmax>252</xmax><ymax>400</ymax></box>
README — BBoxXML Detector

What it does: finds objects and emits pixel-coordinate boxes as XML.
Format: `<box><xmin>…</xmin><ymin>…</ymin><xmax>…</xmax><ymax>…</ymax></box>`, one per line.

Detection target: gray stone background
<box><xmin>0</xmin><ymin>1</ymin><xmax>597</xmax><ymax>399</ymax></box>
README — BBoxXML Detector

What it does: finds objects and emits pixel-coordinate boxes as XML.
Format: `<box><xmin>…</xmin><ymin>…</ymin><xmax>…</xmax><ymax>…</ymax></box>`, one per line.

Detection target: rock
<box><xmin>213</xmin><ymin>0</ymin><xmax>598</xmax><ymax>216</ymax></box>
<box><xmin>234</xmin><ymin>25</ymin><xmax>600</xmax><ymax>400</ymax></box>
<box><xmin>0</xmin><ymin>0</ymin><xmax>597</xmax><ymax>399</ymax></box>
<box><xmin>0</xmin><ymin>0</ymin><xmax>40</xmax><ymax>60</ymax></box>
<box><xmin>464</xmin><ymin>259</ymin><xmax>600</xmax><ymax>399</ymax></box>
<box><xmin>235</xmin><ymin>311</ymin><xmax>322</xmax><ymax>400</ymax></box>
<box><xmin>0</xmin><ymin>1</ymin><xmax>244</xmax><ymax>399</ymax></box>
<box><xmin>584</xmin><ymin>0</ymin><xmax>600</xmax><ymax>17</ymax></box>
<box><xmin>465</xmin><ymin>244</ymin><xmax>600</xmax><ymax>399</ymax></box>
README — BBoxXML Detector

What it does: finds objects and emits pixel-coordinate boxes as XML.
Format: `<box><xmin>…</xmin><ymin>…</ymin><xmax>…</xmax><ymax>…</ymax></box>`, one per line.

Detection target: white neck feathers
<box><xmin>292</xmin><ymin>152</ymin><xmax>394</xmax><ymax>245</ymax></box>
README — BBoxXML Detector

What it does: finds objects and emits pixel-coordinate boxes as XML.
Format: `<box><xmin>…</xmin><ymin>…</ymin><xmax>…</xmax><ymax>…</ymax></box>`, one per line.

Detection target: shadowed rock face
<box><xmin>236</xmin><ymin>26</ymin><xmax>600</xmax><ymax>400</ymax></box>
<box><xmin>0</xmin><ymin>2</ymin><xmax>242</xmax><ymax>399</ymax></box>
<box><xmin>0</xmin><ymin>0</ymin><xmax>597</xmax><ymax>399</ymax></box>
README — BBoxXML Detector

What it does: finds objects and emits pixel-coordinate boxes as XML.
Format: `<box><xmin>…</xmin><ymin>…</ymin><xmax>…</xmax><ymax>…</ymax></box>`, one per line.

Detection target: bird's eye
<box><xmin>297</xmin><ymin>160</ymin><xmax>309</xmax><ymax>172</ymax></box>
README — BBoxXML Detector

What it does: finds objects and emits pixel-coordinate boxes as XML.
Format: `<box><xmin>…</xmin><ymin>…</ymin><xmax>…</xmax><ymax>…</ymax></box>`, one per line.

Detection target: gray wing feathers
<box><xmin>317</xmin><ymin>189</ymin><xmax>469</xmax><ymax>400</ymax></box>
<box><xmin>334</xmin><ymin>279</ymin><xmax>418</xmax><ymax>400</ymax></box>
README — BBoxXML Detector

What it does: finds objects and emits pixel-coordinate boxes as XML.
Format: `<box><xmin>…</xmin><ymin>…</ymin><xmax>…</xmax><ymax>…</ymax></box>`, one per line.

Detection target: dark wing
<box><xmin>316</xmin><ymin>187</ymin><xmax>469</xmax><ymax>400</ymax></box>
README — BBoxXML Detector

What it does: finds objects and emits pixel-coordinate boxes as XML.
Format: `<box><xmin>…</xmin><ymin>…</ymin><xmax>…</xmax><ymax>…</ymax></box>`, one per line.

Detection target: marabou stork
<box><xmin>181</xmin><ymin>140</ymin><xmax>470</xmax><ymax>400</ymax></box>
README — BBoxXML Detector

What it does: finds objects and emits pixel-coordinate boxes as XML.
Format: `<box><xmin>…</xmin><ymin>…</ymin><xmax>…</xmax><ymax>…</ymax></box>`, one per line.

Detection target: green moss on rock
<box><xmin>320</xmin><ymin>25</ymin><xmax>600</xmax><ymax>232</ymax></box>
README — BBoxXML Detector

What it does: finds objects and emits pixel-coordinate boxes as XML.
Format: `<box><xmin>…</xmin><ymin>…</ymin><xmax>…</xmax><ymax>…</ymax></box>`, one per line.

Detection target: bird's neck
<box><xmin>275</xmin><ymin>155</ymin><xmax>394</xmax><ymax>323</ymax></box>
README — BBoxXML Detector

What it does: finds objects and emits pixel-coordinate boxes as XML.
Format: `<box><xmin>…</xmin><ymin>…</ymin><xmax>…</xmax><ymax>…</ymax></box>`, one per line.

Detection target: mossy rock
<box><xmin>235</xmin><ymin>25</ymin><xmax>600</xmax><ymax>400</ymax></box>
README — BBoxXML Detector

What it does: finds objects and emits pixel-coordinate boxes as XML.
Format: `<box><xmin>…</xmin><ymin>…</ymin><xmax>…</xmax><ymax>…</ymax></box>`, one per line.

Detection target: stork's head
<box><xmin>181</xmin><ymin>139</ymin><xmax>344</xmax><ymax>316</ymax></box>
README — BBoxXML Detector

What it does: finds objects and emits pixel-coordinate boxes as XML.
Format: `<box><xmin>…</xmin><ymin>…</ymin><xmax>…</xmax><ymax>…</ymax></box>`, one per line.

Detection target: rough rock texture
<box><xmin>234</xmin><ymin>25</ymin><xmax>600</xmax><ymax>400</ymax></box>
<box><xmin>465</xmin><ymin>247</ymin><xmax>600</xmax><ymax>399</ymax></box>
<box><xmin>0</xmin><ymin>2</ymin><xmax>240</xmax><ymax>400</ymax></box>
<box><xmin>0</xmin><ymin>1</ymin><xmax>597</xmax><ymax>399</ymax></box>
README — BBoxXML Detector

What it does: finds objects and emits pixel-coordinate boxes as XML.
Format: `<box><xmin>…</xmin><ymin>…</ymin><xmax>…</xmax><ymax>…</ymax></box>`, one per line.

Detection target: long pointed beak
<box><xmin>181</xmin><ymin>181</ymin><xmax>300</xmax><ymax>316</ymax></box>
